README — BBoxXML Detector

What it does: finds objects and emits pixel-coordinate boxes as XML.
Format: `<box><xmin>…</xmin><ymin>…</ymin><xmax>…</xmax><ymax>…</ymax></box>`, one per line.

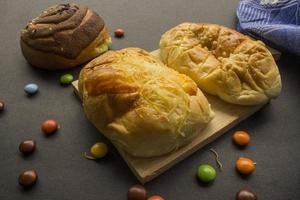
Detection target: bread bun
<box><xmin>160</xmin><ymin>23</ymin><xmax>282</xmax><ymax>105</ymax></box>
<box><xmin>20</xmin><ymin>3</ymin><xmax>111</xmax><ymax>70</ymax></box>
<box><xmin>79</xmin><ymin>48</ymin><xmax>214</xmax><ymax>157</ymax></box>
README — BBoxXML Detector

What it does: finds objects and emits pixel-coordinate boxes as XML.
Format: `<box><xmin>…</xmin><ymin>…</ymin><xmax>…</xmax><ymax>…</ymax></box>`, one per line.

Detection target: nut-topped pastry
<box><xmin>79</xmin><ymin>48</ymin><xmax>214</xmax><ymax>157</ymax></box>
<box><xmin>20</xmin><ymin>3</ymin><xmax>111</xmax><ymax>70</ymax></box>
<box><xmin>160</xmin><ymin>23</ymin><xmax>282</xmax><ymax>105</ymax></box>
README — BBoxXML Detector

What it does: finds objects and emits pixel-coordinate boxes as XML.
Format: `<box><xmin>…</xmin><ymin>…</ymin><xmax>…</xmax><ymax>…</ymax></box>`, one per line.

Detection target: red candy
<box><xmin>148</xmin><ymin>195</ymin><xmax>165</xmax><ymax>200</ymax></box>
<box><xmin>41</xmin><ymin>119</ymin><xmax>58</xmax><ymax>135</ymax></box>
<box><xmin>114</xmin><ymin>28</ymin><xmax>125</xmax><ymax>38</ymax></box>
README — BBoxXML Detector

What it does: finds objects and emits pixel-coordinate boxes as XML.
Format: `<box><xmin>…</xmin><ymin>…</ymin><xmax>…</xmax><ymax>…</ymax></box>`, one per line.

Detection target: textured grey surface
<box><xmin>0</xmin><ymin>0</ymin><xmax>300</xmax><ymax>199</ymax></box>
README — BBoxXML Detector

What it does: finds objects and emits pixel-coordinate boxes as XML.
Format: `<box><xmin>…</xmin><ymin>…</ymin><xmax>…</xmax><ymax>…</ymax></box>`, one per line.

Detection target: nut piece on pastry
<box><xmin>160</xmin><ymin>23</ymin><xmax>282</xmax><ymax>105</ymax></box>
<box><xmin>20</xmin><ymin>3</ymin><xmax>111</xmax><ymax>70</ymax></box>
<box><xmin>79</xmin><ymin>48</ymin><xmax>214</xmax><ymax>157</ymax></box>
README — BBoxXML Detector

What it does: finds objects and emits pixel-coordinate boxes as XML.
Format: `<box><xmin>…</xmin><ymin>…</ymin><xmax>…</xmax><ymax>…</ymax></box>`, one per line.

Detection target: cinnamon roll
<box><xmin>20</xmin><ymin>3</ymin><xmax>111</xmax><ymax>70</ymax></box>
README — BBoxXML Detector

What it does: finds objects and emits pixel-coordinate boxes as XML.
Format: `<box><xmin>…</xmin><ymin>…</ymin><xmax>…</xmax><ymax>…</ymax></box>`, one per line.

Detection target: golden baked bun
<box><xmin>20</xmin><ymin>3</ymin><xmax>111</xmax><ymax>70</ymax></box>
<box><xmin>160</xmin><ymin>23</ymin><xmax>282</xmax><ymax>105</ymax></box>
<box><xmin>79</xmin><ymin>48</ymin><xmax>214</xmax><ymax>157</ymax></box>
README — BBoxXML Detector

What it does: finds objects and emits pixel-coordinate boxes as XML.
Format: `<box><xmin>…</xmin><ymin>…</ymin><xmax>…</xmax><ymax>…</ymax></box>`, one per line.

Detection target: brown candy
<box><xmin>19</xmin><ymin>140</ymin><xmax>36</xmax><ymax>156</ymax></box>
<box><xmin>128</xmin><ymin>184</ymin><xmax>147</xmax><ymax>200</ymax></box>
<box><xmin>0</xmin><ymin>100</ymin><xmax>4</xmax><ymax>112</ymax></box>
<box><xmin>236</xmin><ymin>188</ymin><xmax>257</xmax><ymax>200</ymax></box>
<box><xmin>18</xmin><ymin>170</ymin><xmax>38</xmax><ymax>188</ymax></box>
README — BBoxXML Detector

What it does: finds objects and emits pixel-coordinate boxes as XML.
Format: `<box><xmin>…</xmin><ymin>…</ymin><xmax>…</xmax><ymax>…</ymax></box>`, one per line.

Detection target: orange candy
<box><xmin>148</xmin><ymin>195</ymin><xmax>165</xmax><ymax>200</ymax></box>
<box><xmin>236</xmin><ymin>157</ymin><xmax>256</xmax><ymax>175</ymax></box>
<box><xmin>41</xmin><ymin>119</ymin><xmax>59</xmax><ymax>135</ymax></box>
<box><xmin>232</xmin><ymin>131</ymin><xmax>251</xmax><ymax>146</ymax></box>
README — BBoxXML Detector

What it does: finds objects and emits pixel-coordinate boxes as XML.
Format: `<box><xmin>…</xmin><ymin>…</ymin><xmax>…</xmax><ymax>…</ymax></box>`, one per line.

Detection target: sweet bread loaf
<box><xmin>20</xmin><ymin>3</ymin><xmax>111</xmax><ymax>70</ymax></box>
<box><xmin>79</xmin><ymin>48</ymin><xmax>214</xmax><ymax>157</ymax></box>
<box><xmin>160</xmin><ymin>23</ymin><xmax>282</xmax><ymax>105</ymax></box>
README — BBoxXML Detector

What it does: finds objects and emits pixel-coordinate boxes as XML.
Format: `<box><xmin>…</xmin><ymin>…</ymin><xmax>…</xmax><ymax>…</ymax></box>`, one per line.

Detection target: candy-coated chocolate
<box><xmin>197</xmin><ymin>164</ymin><xmax>217</xmax><ymax>183</ymax></box>
<box><xmin>0</xmin><ymin>100</ymin><xmax>4</xmax><ymax>112</ymax></box>
<box><xmin>236</xmin><ymin>157</ymin><xmax>256</xmax><ymax>175</ymax></box>
<box><xmin>18</xmin><ymin>170</ymin><xmax>38</xmax><ymax>187</ymax></box>
<box><xmin>233</xmin><ymin>131</ymin><xmax>251</xmax><ymax>146</ymax></box>
<box><xmin>41</xmin><ymin>119</ymin><xmax>59</xmax><ymax>135</ymax></box>
<box><xmin>60</xmin><ymin>74</ymin><xmax>74</xmax><ymax>85</ymax></box>
<box><xmin>236</xmin><ymin>188</ymin><xmax>257</xmax><ymax>200</ymax></box>
<box><xmin>147</xmin><ymin>195</ymin><xmax>165</xmax><ymax>200</ymax></box>
<box><xmin>128</xmin><ymin>184</ymin><xmax>147</xmax><ymax>200</ymax></box>
<box><xmin>90</xmin><ymin>142</ymin><xmax>108</xmax><ymax>159</ymax></box>
<box><xmin>114</xmin><ymin>28</ymin><xmax>125</xmax><ymax>38</ymax></box>
<box><xmin>19</xmin><ymin>140</ymin><xmax>36</xmax><ymax>155</ymax></box>
<box><xmin>24</xmin><ymin>83</ymin><xmax>39</xmax><ymax>95</ymax></box>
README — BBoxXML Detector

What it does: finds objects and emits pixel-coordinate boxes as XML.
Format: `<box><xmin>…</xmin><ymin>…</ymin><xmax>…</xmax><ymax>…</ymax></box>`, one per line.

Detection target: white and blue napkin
<box><xmin>236</xmin><ymin>0</ymin><xmax>300</xmax><ymax>56</ymax></box>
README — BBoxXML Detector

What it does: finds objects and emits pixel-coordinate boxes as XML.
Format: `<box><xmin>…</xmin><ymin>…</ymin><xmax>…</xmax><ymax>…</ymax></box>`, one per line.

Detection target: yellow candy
<box><xmin>90</xmin><ymin>142</ymin><xmax>108</xmax><ymax>159</ymax></box>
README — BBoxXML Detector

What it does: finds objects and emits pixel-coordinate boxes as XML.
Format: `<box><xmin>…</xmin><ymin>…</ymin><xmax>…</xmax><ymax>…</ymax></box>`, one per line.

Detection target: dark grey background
<box><xmin>1</xmin><ymin>0</ymin><xmax>299</xmax><ymax>199</ymax></box>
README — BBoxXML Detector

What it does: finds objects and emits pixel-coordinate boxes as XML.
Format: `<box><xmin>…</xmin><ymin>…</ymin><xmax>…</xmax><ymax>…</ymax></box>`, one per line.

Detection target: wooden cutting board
<box><xmin>72</xmin><ymin>48</ymin><xmax>280</xmax><ymax>184</ymax></box>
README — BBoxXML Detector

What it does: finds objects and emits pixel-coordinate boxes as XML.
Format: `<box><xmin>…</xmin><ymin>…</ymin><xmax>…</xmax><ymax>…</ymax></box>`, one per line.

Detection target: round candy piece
<box><xmin>197</xmin><ymin>164</ymin><xmax>217</xmax><ymax>183</ymax></box>
<box><xmin>90</xmin><ymin>142</ymin><xmax>108</xmax><ymax>159</ymax></box>
<box><xmin>0</xmin><ymin>100</ymin><xmax>4</xmax><ymax>112</ymax></box>
<box><xmin>41</xmin><ymin>119</ymin><xmax>59</xmax><ymax>135</ymax></box>
<box><xmin>236</xmin><ymin>157</ymin><xmax>256</xmax><ymax>175</ymax></box>
<box><xmin>236</xmin><ymin>188</ymin><xmax>257</xmax><ymax>200</ymax></box>
<box><xmin>233</xmin><ymin>131</ymin><xmax>251</xmax><ymax>146</ymax></box>
<box><xmin>148</xmin><ymin>195</ymin><xmax>165</xmax><ymax>200</ymax></box>
<box><xmin>18</xmin><ymin>170</ymin><xmax>38</xmax><ymax>188</ymax></box>
<box><xmin>19</xmin><ymin>140</ymin><xmax>36</xmax><ymax>156</ymax></box>
<box><xmin>114</xmin><ymin>28</ymin><xmax>125</xmax><ymax>38</ymax></box>
<box><xmin>24</xmin><ymin>83</ymin><xmax>39</xmax><ymax>95</ymax></box>
<box><xmin>60</xmin><ymin>74</ymin><xmax>74</xmax><ymax>85</ymax></box>
<box><xmin>128</xmin><ymin>184</ymin><xmax>147</xmax><ymax>200</ymax></box>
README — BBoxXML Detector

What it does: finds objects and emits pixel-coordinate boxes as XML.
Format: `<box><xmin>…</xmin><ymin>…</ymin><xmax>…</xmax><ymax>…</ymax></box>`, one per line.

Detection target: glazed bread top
<box><xmin>160</xmin><ymin>23</ymin><xmax>282</xmax><ymax>105</ymax></box>
<box><xmin>21</xmin><ymin>3</ymin><xmax>105</xmax><ymax>59</ymax></box>
<box><xmin>79</xmin><ymin>48</ymin><xmax>214</xmax><ymax>157</ymax></box>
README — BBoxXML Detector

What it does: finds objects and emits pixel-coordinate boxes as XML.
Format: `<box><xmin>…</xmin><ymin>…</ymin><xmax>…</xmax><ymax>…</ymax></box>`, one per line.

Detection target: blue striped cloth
<box><xmin>236</xmin><ymin>0</ymin><xmax>300</xmax><ymax>56</ymax></box>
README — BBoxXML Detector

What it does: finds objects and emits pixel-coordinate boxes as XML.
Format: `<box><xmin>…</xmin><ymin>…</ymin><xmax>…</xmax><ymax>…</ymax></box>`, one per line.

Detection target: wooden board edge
<box><xmin>72</xmin><ymin>80</ymin><xmax>80</xmax><ymax>99</ymax></box>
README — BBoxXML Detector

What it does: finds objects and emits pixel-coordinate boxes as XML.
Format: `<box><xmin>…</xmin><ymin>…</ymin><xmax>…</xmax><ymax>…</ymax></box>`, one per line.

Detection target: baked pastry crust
<box><xmin>160</xmin><ymin>23</ymin><xmax>282</xmax><ymax>105</ymax></box>
<box><xmin>20</xmin><ymin>3</ymin><xmax>111</xmax><ymax>70</ymax></box>
<box><xmin>79</xmin><ymin>48</ymin><xmax>214</xmax><ymax>157</ymax></box>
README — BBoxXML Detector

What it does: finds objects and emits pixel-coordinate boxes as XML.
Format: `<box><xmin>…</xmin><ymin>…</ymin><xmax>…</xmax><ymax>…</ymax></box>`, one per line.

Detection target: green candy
<box><xmin>197</xmin><ymin>164</ymin><xmax>216</xmax><ymax>183</ymax></box>
<box><xmin>60</xmin><ymin>74</ymin><xmax>74</xmax><ymax>85</ymax></box>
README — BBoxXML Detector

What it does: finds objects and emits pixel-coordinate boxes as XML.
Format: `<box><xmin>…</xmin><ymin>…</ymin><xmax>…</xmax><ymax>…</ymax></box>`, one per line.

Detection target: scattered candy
<box><xmin>236</xmin><ymin>157</ymin><xmax>256</xmax><ymax>175</ymax></box>
<box><xmin>60</xmin><ymin>74</ymin><xmax>74</xmax><ymax>85</ymax></box>
<box><xmin>114</xmin><ymin>28</ymin><xmax>125</xmax><ymax>38</ymax></box>
<box><xmin>0</xmin><ymin>100</ymin><xmax>4</xmax><ymax>112</ymax></box>
<box><xmin>147</xmin><ymin>195</ymin><xmax>165</xmax><ymax>200</ymax></box>
<box><xmin>128</xmin><ymin>184</ymin><xmax>147</xmax><ymax>200</ymax></box>
<box><xmin>84</xmin><ymin>142</ymin><xmax>108</xmax><ymax>160</ymax></box>
<box><xmin>18</xmin><ymin>170</ymin><xmax>38</xmax><ymax>188</ymax></box>
<box><xmin>24</xmin><ymin>83</ymin><xmax>39</xmax><ymax>95</ymax></box>
<box><xmin>197</xmin><ymin>164</ymin><xmax>217</xmax><ymax>183</ymax></box>
<box><xmin>19</xmin><ymin>140</ymin><xmax>36</xmax><ymax>156</ymax></box>
<box><xmin>236</xmin><ymin>188</ymin><xmax>257</xmax><ymax>200</ymax></box>
<box><xmin>41</xmin><ymin>119</ymin><xmax>59</xmax><ymax>135</ymax></box>
<box><xmin>233</xmin><ymin>131</ymin><xmax>250</xmax><ymax>146</ymax></box>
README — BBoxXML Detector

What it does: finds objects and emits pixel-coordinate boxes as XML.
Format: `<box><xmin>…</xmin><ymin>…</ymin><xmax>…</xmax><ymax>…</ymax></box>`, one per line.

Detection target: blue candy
<box><xmin>24</xmin><ymin>83</ymin><xmax>39</xmax><ymax>95</ymax></box>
